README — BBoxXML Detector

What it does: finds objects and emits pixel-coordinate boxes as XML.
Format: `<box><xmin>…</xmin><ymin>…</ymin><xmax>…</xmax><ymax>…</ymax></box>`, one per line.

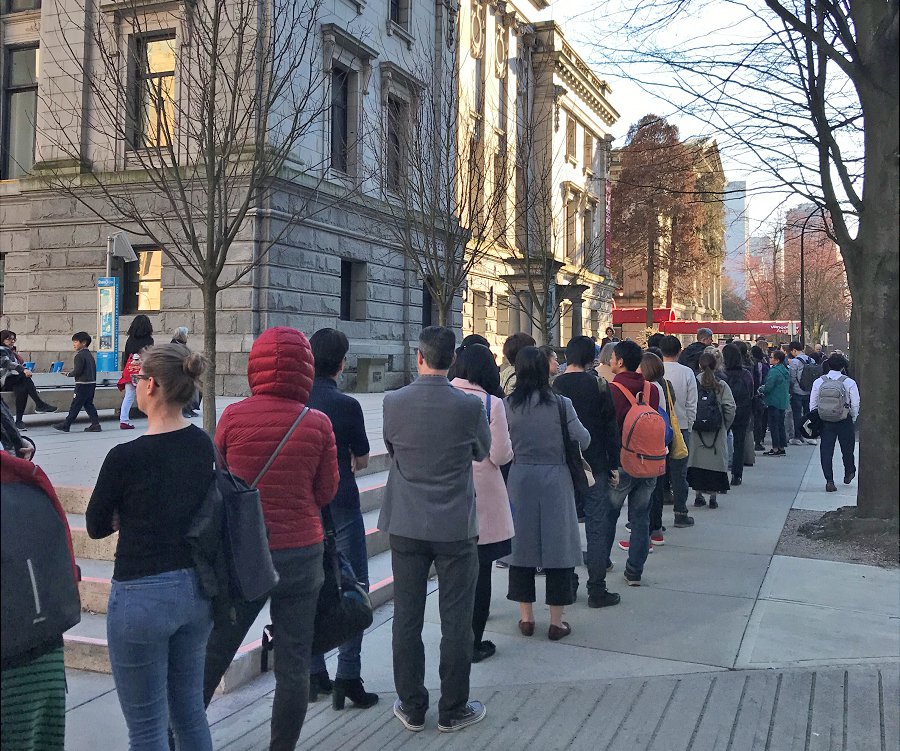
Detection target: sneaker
<box><xmin>120</xmin><ymin>423</ymin><xmax>135</xmax><ymax>430</ymax></box>
<box><xmin>438</xmin><ymin>701</ymin><xmax>486</xmax><ymax>733</ymax></box>
<box><xmin>804</xmin><ymin>438</ymin><xmax>818</xmax><ymax>445</ymax></box>
<box><xmin>588</xmin><ymin>590</ymin><xmax>621</xmax><ymax>608</ymax></box>
<box><xmin>789</xmin><ymin>438</ymin><xmax>804</xmax><ymax>446</ymax></box>
<box><xmin>694</xmin><ymin>495</ymin><xmax>706</xmax><ymax>507</ymax></box>
<box><xmin>763</xmin><ymin>449</ymin><xmax>777</xmax><ymax>456</ymax></box>
<box><xmin>773</xmin><ymin>449</ymin><xmax>786</xmax><ymax>457</ymax></box>
<box><xmin>708</xmin><ymin>497</ymin><xmax>719</xmax><ymax>509</ymax></box>
<box><xmin>393</xmin><ymin>699</ymin><xmax>426</xmax><ymax>732</ymax></box>
<box><xmin>84</xmin><ymin>424</ymin><xmax>102</xmax><ymax>432</ymax></box>
<box><xmin>754</xmin><ymin>443</ymin><xmax>765</xmax><ymax>452</ymax></box>
<box><xmin>52</xmin><ymin>423</ymin><xmax>70</xmax><ymax>433</ymax></box>
<box><xmin>35</xmin><ymin>403</ymin><xmax>58</xmax><ymax>414</ymax></box>
<box><xmin>825</xmin><ymin>481</ymin><xmax>838</xmax><ymax>492</ymax></box>
<box><xmin>471</xmin><ymin>641</ymin><xmax>496</xmax><ymax>663</ymax></box>
<box><xmin>650</xmin><ymin>532</ymin><xmax>665</xmax><ymax>545</ymax></box>
<box><xmin>843</xmin><ymin>471</ymin><xmax>856</xmax><ymax>485</ymax></box>
<box><xmin>14</xmin><ymin>421</ymin><xmax>27</xmax><ymax>431</ymax></box>
<box><xmin>625</xmin><ymin>521</ymin><xmax>632</xmax><ymax>531</ymax></box>
<box><xmin>495</xmin><ymin>560</ymin><xmax>509</xmax><ymax>569</ymax></box>
<box><xmin>673</xmin><ymin>513</ymin><xmax>695</xmax><ymax>528</ymax></box>
<box><xmin>535</xmin><ymin>567</ymin><xmax>545</xmax><ymax>576</ymax></box>
<box><xmin>624</xmin><ymin>571</ymin><xmax>641</xmax><ymax>586</ymax></box>
<box><xmin>730</xmin><ymin>476</ymin><xmax>742</xmax><ymax>486</ymax></box>
<box><xmin>617</xmin><ymin>540</ymin><xmax>653</xmax><ymax>553</ymax></box>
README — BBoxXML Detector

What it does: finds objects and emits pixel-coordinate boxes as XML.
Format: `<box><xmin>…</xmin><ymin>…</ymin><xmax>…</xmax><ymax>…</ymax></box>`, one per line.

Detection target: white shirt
<box><xmin>809</xmin><ymin>371</ymin><xmax>860</xmax><ymax>421</ymax></box>
<box><xmin>663</xmin><ymin>360</ymin><xmax>698</xmax><ymax>428</ymax></box>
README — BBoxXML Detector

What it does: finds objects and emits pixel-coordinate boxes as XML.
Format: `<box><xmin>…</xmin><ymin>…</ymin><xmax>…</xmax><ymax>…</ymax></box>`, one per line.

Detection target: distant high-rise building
<box><xmin>724</xmin><ymin>181</ymin><xmax>749</xmax><ymax>297</ymax></box>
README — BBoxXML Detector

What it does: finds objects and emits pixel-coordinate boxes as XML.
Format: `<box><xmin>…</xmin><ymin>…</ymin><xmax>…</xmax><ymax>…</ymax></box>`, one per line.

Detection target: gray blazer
<box><xmin>377</xmin><ymin>375</ymin><xmax>491</xmax><ymax>542</ymax></box>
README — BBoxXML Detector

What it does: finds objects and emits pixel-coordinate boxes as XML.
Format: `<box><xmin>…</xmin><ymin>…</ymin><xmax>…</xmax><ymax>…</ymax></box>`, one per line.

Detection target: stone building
<box><xmin>456</xmin><ymin>1</ymin><xmax>619</xmax><ymax>350</ymax></box>
<box><xmin>0</xmin><ymin>0</ymin><xmax>455</xmax><ymax>392</ymax></box>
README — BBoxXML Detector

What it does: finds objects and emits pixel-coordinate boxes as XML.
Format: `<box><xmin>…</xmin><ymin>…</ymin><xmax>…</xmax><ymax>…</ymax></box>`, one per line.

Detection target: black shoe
<box><xmin>754</xmin><ymin>443</ymin><xmax>765</xmax><ymax>452</ymax></box>
<box><xmin>731</xmin><ymin>476</ymin><xmax>742</xmax><ymax>486</ymax></box>
<box><xmin>472</xmin><ymin>640</ymin><xmax>496</xmax><ymax>663</ymax></box>
<box><xmin>673</xmin><ymin>513</ymin><xmax>695</xmax><ymax>527</ymax></box>
<box><xmin>843</xmin><ymin>471</ymin><xmax>855</xmax><ymax>485</ymax></box>
<box><xmin>14</xmin><ymin>421</ymin><xmax>27</xmax><ymax>431</ymax></box>
<box><xmin>708</xmin><ymin>496</ymin><xmax>719</xmax><ymax>509</ymax></box>
<box><xmin>535</xmin><ymin>567</ymin><xmax>545</xmax><ymax>576</ymax></box>
<box><xmin>624</xmin><ymin>571</ymin><xmax>641</xmax><ymax>586</ymax></box>
<box><xmin>693</xmin><ymin>495</ymin><xmax>706</xmax><ymax>507</ymax></box>
<box><xmin>393</xmin><ymin>699</ymin><xmax>426</xmax><ymax>732</ymax></box>
<box><xmin>309</xmin><ymin>671</ymin><xmax>332</xmax><ymax>702</ymax></box>
<box><xmin>607</xmin><ymin>559</ymin><xmax>614</xmax><ymax>572</ymax></box>
<box><xmin>35</xmin><ymin>403</ymin><xmax>58</xmax><ymax>414</ymax></box>
<box><xmin>438</xmin><ymin>701</ymin><xmax>486</xmax><ymax>733</ymax></box>
<box><xmin>52</xmin><ymin>423</ymin><xmax>70</xmax><ymax>432</ymax></box>
<box><xmin>772</xmin><ymin>449</ymin><xmax>786</xmax><ymax>457</ymax></box>
<box><xmin>332</xmin><ymin>677</ymin><xmax>378</xmax><ymax>709</ymax></box>
<box><xmin>588</xmin><ymin>590</ymin><xmax>621</xmax><ymax>608</ymax></box>
<box><xmin>825</xmin><ymin>481</ymin><xmax>838</xmax><ymax>492</ymax></box>
<box><xmin>84</xmin><ymin>424</ymin><xmax>102</xmax><ymax>432</ymax></box>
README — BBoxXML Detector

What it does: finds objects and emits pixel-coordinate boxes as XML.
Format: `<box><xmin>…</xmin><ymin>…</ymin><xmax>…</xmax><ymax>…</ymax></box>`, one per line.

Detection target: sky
<box><xmin>542</xmin><ymin>0</ymin><xmax>806</xmax><ymax>238</ymax></box>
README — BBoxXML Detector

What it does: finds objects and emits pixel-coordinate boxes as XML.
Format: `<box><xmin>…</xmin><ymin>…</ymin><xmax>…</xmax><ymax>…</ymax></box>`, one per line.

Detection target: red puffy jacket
<box><xmin>215</xmin><ymin>327</ymin><xmax>339</xmax><ymax>550</ymax></box>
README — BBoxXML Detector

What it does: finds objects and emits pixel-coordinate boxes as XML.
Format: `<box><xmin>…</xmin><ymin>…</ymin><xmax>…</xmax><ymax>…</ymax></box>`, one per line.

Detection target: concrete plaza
<box><xmin>17</xmin><ymin>394</ymin><xmax>898</xmax><ymax>750</ymax></box>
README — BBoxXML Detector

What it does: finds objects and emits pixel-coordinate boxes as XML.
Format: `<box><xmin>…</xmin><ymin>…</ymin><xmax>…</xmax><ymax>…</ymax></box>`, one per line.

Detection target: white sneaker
<box><xmin>788</xmin><ymin>438</ymin><xmax>804</xmax><ymax>446</ymax></box>
<box><xmin>804</xmin><ymin>438</ymin><xmax>818</xmax><ymax>445</ymax></box>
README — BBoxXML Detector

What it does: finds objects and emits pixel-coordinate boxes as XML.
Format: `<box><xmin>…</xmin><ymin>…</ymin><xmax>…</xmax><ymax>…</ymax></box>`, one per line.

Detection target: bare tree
<box><xmin>367</xmin><ymin>28</ymin><xmax>511</xmax><ymax>329</ymax></box>
<box><xmin>581</xmin><ymin>0</ymin><xmax>898</xmax><ymax>518</ymax></box>
<box><xmin>746</xmin><ymin>215</ymin><xmax>789</xmax><ymax>320</ymax></box>
<box><xmin>36</xmin><ymin>0</ymin><xmax>343</xmax><ymax>433</ymax></box>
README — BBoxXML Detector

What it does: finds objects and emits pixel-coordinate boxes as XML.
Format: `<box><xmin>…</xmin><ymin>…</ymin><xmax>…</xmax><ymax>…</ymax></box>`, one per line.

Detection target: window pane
<box><xmin>136</xmin><ymin>250</ymin><xmax>162</xmax><ymax>311</ymax></box>
<box><xmin>132</xmin><ymin>35</ymin><xmax>176</xmax><ymax>149</ymax></box>
<box><xmin>331</xmin><ymin>69</ymin><xmax>349</xmax><ymax>172</ymax></box>
<box><xmin>145</xmin><ymin>38</ymin><xmax>176</xmax><ymax>74</ymax></box>
<box><xmin>9</xmin><ymin>47</ymin><xmax>38</xmax><ymax>87</ymax></box>
<box><xmin>5</xmin><ymin>89</ymin><xmax>37</xmax><ymax>178</ymax></box>
<box><xmin>9</xmin><ymin>0</ymin><xmax>41</xmax><ymax>12</ymax></box>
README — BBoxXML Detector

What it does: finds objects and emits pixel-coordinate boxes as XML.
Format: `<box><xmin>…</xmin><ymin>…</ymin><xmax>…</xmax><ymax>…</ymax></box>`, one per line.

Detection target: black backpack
<box><xmin>726</xmin><ymin>370</ymin><xmax>752</xmax><ymax>412</ymax></box>
<box><xmin>799</xmin><ymin>360</ymin><xmax>823</xmax><ymax>392</ymax></box>
<box><xmin>1</xmin><ymin>480</ymin><xmax>81</xmax><ymax>666</ymax></box>
<box><xmin>693</xmin><ymin>385</ymin><xmax>723</xmax><ymax>433</ymax></box>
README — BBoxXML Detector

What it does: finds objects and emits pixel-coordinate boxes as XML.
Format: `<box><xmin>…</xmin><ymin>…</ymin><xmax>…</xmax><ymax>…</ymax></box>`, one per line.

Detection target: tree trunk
<box><xmin>201</xmin><ymin>283</ymin><xmax>218</xmax><ymax>436</ymax></box>
<box><xmin>646</xmin><ymin>228</ymin><xmax>656</xmax><ymax>329</ymax></box>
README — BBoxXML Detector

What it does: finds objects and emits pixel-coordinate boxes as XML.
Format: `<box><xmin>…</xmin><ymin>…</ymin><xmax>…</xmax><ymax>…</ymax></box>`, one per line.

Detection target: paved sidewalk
<box><xmin>51</xmin><ymin>396</ymin><xmax>899</xmax><ymax>749</ymax></box>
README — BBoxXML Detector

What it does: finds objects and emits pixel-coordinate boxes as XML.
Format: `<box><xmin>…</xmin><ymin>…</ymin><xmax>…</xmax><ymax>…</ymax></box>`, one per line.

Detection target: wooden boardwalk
<box><xmin>209</xmin><ymin>663</ymin><xmax>899</xmax><ymax>751</ymax></box>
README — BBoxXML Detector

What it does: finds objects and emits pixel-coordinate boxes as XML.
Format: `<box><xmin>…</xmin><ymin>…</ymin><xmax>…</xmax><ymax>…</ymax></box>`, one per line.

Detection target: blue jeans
<box><xmin>790</xmin><ymin>393</ymin><xmax>810</xmax><ymax>437</ymax></box>
<box><xmin>582</xmin><ymin>480</ymin><xmax>613</xmax><ymax>598</ymax></box>
<box><xmin>767</xmin><ymin>407</ymin><xmax>787</xmax><ymax>449</ymax></box>
<box><xmin>596</xmin><ymin>470</ymin><xmax>655</xmax><ymax>583</ymax></box>
<box><xmin>310</xmin><ymin>513</ymin><xmax>369</xmax><ymax>679</ymax></box>
<box><xmin>107</xmin><ymin>568</ymin><xmax>213</xmax><ymax>751</ymax></box>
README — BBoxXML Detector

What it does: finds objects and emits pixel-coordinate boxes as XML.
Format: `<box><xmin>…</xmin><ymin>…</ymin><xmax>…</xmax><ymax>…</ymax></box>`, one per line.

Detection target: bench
<box><xmin>1</xmin><ymin>372</ymin><xmax>132</xmax><ymax>417</ymax></box>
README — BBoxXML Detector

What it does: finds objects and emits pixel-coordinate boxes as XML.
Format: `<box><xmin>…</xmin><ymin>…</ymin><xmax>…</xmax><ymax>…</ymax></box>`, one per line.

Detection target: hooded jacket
<box><xmin>214</xmin><ymin>327</ymin><xmax>339</xmax><ymax>550</ymax></box>
<box><xmin>678</xmin><ymin>341</ymin><xmax>708</xmax><ymax>373</ymax></box>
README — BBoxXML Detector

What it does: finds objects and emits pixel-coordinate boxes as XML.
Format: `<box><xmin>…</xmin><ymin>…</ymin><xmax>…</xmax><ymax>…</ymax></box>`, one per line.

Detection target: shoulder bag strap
<box><xmin>486</xmin><ymin>393</ymin><xmax>492</xmax><ymax>421</ymax></box>
<box><xmin>250</xmin><ymin>407</ymin><xmax>310</xmax><ymax>489</ymax></box>
<box><xmin>556</xmin><ymin>394</ymin><xmax>569</xmax><ymax>442</ymax></box>
<box><xmin>641</xmin><ymin>381</ymin><xmax>652</xmax><ymax>406</ymax></box>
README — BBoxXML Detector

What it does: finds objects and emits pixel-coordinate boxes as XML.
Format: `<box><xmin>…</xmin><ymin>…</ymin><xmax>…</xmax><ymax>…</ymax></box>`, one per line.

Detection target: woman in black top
<box><xmin>121</xmin><ymin>315</ymin><xmax>154</xmax><ymax>369</ymax></box>
<box><xmin>87</xmin><ymin>343</ymin><xmax>214</xmax><ymax>750</ymax></box>
<box><xmin>723</xmin><ymin>344</ymin><xmax>755</xmax><ymax>486</ymax></box>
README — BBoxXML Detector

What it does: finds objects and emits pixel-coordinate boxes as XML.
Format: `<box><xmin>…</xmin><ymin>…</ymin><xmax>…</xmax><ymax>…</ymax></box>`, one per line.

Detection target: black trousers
<box><xmin>203</xmin><ymin>544</ymin><xmax>323</xmax><ymax>751</ymax></box>
<box><xmin>819</xmin><ymin>417</ymin><xmax>856</xmax><ymax>483</ymax></box>
<box><xmin>471</xmin><ymin>561</ymin><xmax>493</xmax><ymax>647</ymax></box>
<box><xmin>2</xmin><ymin>374</ymin><xmax>46</xmax><ymax>421</ymax></box>
<box><xmin>507</xmin><ymin>566</ymin><xmax>575</xmax><ymax>607</ymax></box>
<box><xmin>752</xmin><ymin>398</ymin><xmax>768</xmax><ymax>446</ymax></box>
<box><xmin>730</xmin><ymin>421</ymin><xmax>749</xmax><ymax>480</ymax></box>
<box><xmin>63</xmin><ymin>384</ymin><xmax>99</xmax><ymax>427</ymax></box>
<box><xmin>390</xmin><ymin>534</ymin><xmax>478</xmax><ymax>723</ymax></box>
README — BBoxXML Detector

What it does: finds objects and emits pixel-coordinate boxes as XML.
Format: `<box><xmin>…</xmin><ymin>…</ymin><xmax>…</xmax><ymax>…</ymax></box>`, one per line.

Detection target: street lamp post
<box><xmin>797</xmin><ymin>209</ymin><xmax>818</xmax><ymax>348</ymax></box>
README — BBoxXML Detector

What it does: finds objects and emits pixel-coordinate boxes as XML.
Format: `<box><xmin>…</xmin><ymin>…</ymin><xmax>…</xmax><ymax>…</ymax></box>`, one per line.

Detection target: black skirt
<box><xmin>687</xmin><ymin>467</ymin><xmax>730</xmax><ymax>493</ymax></box>
<box><xmin>478</xmin><ymin>538</ymin><xmax>512</xmax><ymax>565</ymax></box>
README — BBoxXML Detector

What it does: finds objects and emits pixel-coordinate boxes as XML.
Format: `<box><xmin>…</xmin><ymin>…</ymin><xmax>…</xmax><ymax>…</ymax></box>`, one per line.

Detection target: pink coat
<box><xmin>450</xmin><ymin>379</ymin><xmax>515</xmax><ymax>545</ymax></box>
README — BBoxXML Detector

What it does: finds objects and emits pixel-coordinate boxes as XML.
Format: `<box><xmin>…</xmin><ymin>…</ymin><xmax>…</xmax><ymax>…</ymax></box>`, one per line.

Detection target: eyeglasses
<box><xmin>131</xmin><ymin>374</ymin><xmax>152</xmax><ymax>386</ymax></box>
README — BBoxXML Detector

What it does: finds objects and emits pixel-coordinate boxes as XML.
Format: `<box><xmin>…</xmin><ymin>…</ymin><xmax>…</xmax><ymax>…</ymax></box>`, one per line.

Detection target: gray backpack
<box><xmin>817</xmin><ymin>375</ymin><xmax>850</xmax><ymax>422</ymax></box>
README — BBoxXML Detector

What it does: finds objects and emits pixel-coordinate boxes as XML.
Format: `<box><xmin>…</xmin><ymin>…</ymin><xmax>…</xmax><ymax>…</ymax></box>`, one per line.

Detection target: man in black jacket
<box><xmin>678</xmin><ymin>328</ymin><xmax>714</xmax><ymax>373</ymax></box>
<box><xmin>553</xmin><ymin>336</ymin><xmax>621</xmax><ymax>609</ymax></box>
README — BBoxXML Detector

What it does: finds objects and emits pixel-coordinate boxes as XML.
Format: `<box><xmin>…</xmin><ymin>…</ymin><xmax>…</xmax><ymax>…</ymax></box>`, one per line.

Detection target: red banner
<box><xmin>605</xmin><ymin>181</ymin><xmax>612</xmax><ymax>269</ymax></box>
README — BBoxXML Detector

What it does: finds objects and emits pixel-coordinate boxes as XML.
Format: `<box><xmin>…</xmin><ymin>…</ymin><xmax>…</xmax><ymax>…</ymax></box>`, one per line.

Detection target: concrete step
<box><xmin>75</xmin><ymin>509</ymin><xmax>388</xmax><ymax>615</ymax></box>
<box><xmin>56</xmin><ymin>464</ymin><xmax>390</xmax><ymax>515</ymax></box>
<box><xmin>65</xmin><ymin>548</ymin><xmax>396</xmax><ymax>692</ymax></box>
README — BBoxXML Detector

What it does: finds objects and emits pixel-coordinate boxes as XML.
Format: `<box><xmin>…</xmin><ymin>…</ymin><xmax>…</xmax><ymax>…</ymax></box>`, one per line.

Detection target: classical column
<box><xmin>509</xmin><ymin>295</ymin><xmax>522</xmax><ymax>334</ymax></box>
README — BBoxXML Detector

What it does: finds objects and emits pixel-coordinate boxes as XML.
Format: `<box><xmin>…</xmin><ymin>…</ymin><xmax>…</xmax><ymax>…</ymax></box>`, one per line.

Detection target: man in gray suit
<box><xmin>379</xmin><ymin>326</ymin><xmax>491</xmax><ymax>734</ymax></box>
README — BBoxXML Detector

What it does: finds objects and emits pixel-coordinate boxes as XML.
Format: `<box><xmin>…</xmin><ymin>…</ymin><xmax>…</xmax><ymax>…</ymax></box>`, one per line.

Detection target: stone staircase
<box><xmin>58</xmin><ymin>452</ymin><xmax>392</xmax><ymax>693</ymax></box>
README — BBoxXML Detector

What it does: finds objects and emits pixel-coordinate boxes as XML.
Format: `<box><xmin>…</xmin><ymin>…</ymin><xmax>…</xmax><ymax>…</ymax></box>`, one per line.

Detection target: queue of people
<box><xmin>1</xmin><ymin>322</ymin><xmax>860</xmax><ymax>750</ymax></box>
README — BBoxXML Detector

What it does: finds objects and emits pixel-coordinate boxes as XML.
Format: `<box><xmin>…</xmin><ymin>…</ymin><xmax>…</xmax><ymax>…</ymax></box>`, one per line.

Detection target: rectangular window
<box><xmin>330</xmin><ymin>67</ymin><xmax>350</xmax><ymax>173</ymax></box>
<box><xmin>386</xmin><ymin>96</ymin><xmax>408</xmax><ymax>191</ymax></box>
<box><xmin>565</xmin><ymin>114</ymin><xmax>577</xmax><ymax>163</ymax></box>
<box><xmin>565</xmin><ymin>197</ymin><xmax>577</xmax><ymax>263</ymax></box>
<box><xmin>497</xmin><ymin>73</ymin><xmax>508</xmax><ymax>133</ymax></box>
<box><xmin>494</xmin><ymin>136</ymin><xmax>507</xmax><ymax>238</ymax></box>
<box><xmin>128</xmin><ymin>33</ymin><xmax>176</xmax><ymax>150</ymax></box>
<box><xmin>583</xmin><ymin>131</ymin><xmax>594</xmax><ymax>172</ymax></box>
<box><xmin>0</xmin><ymin>253</ymin><xmax>5</xmax><ymax>315</ymax></box>
<box><xmin>119</xmin><ymin>249</ymin><xmax>163</xmax><ymax>313</ymax></box>
<box><xmin>340</xmin><ymin>259</ymin><xmax>367</xmax><ymax>321</ymax></box>
<box><xmin>389</xmin><ymin>0</ymin><xmax>409</xmax><ymax>29</ymax></box>
<box><xmin>6</xmin><ymin>0</ymin><xmax>41</xmax><ymax>11</ymax></box>
<box><xmin>2</xmin><ymin>46</ymin><xmax>39</xmax><ymax>180</ymax></box>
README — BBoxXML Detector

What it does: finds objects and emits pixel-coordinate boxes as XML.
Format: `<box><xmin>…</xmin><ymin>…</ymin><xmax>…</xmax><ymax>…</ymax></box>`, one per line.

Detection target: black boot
<box><xmin>332</xmin><ymin>677</ymin><xmax>378</xmax><ymax>710</ymax></box>
<box><xmin>309</xmin><ymin>671</ymin><xmax>332</xmax><ymax>702</ymax></box>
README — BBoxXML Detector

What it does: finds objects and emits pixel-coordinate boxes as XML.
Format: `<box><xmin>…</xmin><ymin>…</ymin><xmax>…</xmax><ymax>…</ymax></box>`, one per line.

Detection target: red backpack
<box><xmin>610</xmin><ymin>381</ymin><xmax>667</xmax><ymax>478</ymax></box>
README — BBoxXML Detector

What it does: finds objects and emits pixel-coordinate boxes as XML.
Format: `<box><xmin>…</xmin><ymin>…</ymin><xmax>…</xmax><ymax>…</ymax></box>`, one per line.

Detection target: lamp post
<box><xmin>797</xmin><ymin>209</ymin><xmax>818</xmax><ymax>348</ymax></box>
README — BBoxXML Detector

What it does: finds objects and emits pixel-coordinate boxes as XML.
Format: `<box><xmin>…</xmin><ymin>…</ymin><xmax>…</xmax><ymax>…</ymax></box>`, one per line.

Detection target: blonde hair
<box><xmin>141</xmin><ymin>343</ymin><xmax>205</xmax><ymax>406</ymax></box>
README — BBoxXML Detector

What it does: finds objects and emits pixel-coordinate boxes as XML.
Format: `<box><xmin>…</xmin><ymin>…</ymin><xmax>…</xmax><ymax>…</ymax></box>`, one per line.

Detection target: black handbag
<box><xmin>556</xmin><ymin>395</ymin><xmax>594</xmax><ymax>520</ymax></box>
<box><xmin>311</xmin><ymin>505</ymin><xmax>374</xmax><ymax>654</ymax></box>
